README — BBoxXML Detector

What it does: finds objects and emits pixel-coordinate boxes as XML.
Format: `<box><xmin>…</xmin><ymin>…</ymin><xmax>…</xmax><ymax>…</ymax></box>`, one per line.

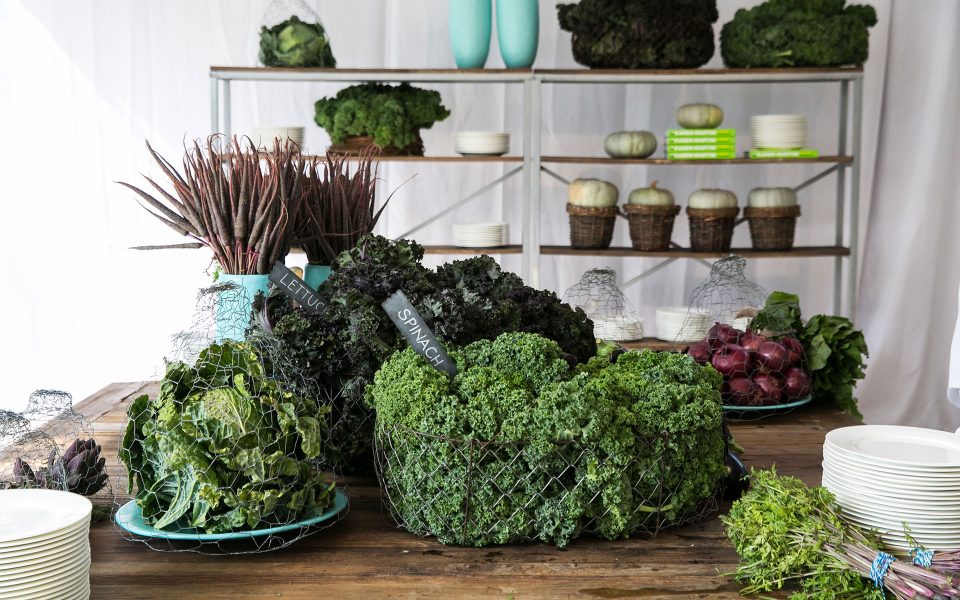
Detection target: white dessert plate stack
<box><xmin>253</xmin><ymin>127</ymin><xmax>305</xmax><ymax>150</ymax></box>
<box><xmin>0</xmin><ymin>489</ymin><xmax>92</xmax><ymax>599</ymax></box>
<box><xmin>655</xmin><ymin>307</ymin><xmax>711</xmax><ymax>342</ymax></box>
<box><xmin>823</xmin><ymin>425</ymin><xmax>960</xmax><ymax>550</ymax></box>
<box><xmin>593</xmin><ymin>317</ymin><xmax>644</xmax><ymax>342</ymax></box>
<box><xmin>455</xmin><ymin>132</ymin><xmax>510</xmax><ymax>156</ymax></box>
<box><xmin>750</xmin><ymin>115</ymin><xmax>808</xmax><ymax>149</ymax></box>
<box><xmin>453</xmin><ymin>223</ymin><xmax>509</xmax><ymax>248</ymax></box>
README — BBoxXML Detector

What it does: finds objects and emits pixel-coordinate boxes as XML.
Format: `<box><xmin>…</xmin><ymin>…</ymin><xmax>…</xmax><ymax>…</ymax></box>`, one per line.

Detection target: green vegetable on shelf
<box><xmin>259</xmin><ymin>16</ymin><xmax>336</xmax><ymax>68</ymax></box>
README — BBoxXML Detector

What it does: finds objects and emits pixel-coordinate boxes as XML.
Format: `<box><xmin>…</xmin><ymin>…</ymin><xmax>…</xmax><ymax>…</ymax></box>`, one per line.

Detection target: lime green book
<box><xmin>667</xmin><ymin>151</ymin><xmax>738</xmax><ymax>160</ymax></box>
<box><xmin>748</xmin><ymin>148</ymin><xmax>819</xmax><ymax>159</ymax></box>
<box><xmin>667</xmin><ymin>128</ymin><xmax>736</xmax><ymax>137</ymax></box>
<box><xmin>666</xmin><ymin>143</ymin><xmax>736</xmax><ymax>152</ymax></box>
<box><xmin>666</xmin><ymin>136</ymin><xmax>736</xmax><ymax>145</ymax></box>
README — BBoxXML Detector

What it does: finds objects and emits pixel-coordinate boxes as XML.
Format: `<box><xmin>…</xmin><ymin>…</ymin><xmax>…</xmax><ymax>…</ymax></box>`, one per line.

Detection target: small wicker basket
<box><xmin>745</xmin><ymin>205</ymin><xmax>801</xmax><ymax>250</ymax></box>
<box><xmin>567</xmin><ymin>204</ymin><xmax>617</xmax><ymax>249</ymax></box>
<box><xmin>623</xmin><ymin>204</ymin><xmax>681</xmax><ymax>251</ymax></box>
<box><xmin>687</xmin><ymin>206</ymin><xmax>739</xmax><ymax>252</ymax></box>
<box><xmin>329</xmin><ymin>131</ymin><xmax>424</xmax><ymax>156</ymax></box>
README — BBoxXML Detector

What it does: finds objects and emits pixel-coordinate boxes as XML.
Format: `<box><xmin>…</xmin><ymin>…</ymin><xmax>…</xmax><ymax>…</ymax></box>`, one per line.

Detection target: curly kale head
<box><xmin>720</xmin><ymin>0</ymin><xmax>877</xmax><ymax>68</ymax></box>
<box><xmin>366</xmin><ymin>333</ymin><xmax>726</xmax><ymax>547</ymax></box>
<box><xmin>557</xmin><ymin>0</ymin><xmax>718</xmax><ymax>68</ymax></box>
<box><xmin>314</xmin><ymin>83</ymin><xmax>451</xmax><ymax>149</ymax></box>
<box><xmin>259</xmin><ymin>16</ymin><xmax>336</xmax><ymax>68</ymax></box>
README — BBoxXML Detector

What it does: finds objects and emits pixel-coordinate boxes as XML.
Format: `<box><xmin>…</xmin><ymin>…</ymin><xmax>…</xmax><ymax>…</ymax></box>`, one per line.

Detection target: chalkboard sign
<box><xmin>268</xmin><ymin>262</ymin><xmax>328</xmax><ymax>315</ymax></box>
<box><xmin>382</xmin><ymin>290</ymin><xmax>457</xmax><ymax>376</ymax></box>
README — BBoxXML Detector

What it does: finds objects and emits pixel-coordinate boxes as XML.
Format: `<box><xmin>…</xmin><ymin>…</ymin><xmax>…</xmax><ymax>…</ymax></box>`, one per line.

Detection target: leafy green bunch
<box><xmin>721</xmin><ymin>0</ymin><xmax>877</xmax><ymax>68</ymax></box>
<box><xmin>367</xmin><ymin>332</ymin><xmax>726</xmax><ymax>547</ymax></box>
<box><xmin>750</xmin><ymin>291</ymin><xmax>868</xmax><ymax>418</ymax></box>
<box><xmin>259</xmin><ymin>16</ymin><xmax>336</xmax><ymax>68</ymax></box>
<box><xmin>120</xmin><ymin>341</ymin><xmax>335</xmax><ymax>534</ymax></box>
<box><xmin>314</xmin><ymin>83</ymin><xmax>451</xmax><ymax>150</ymax></box>
<box><xmin>557</xmin><ymin>0</ymin><xmax>718</xmax><ymax>69</ymax></box>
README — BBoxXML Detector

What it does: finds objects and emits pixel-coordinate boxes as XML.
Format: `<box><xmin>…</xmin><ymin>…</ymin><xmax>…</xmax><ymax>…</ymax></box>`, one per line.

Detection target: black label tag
<box><xmin>269</xmin><ymin>262</ymin><xmax>328</xmax><ymax>315</ymax></box>
<box><xmin>382</xmin><ymin>290</ymin><xmax>457</xmax><ymax>376</ymax></box>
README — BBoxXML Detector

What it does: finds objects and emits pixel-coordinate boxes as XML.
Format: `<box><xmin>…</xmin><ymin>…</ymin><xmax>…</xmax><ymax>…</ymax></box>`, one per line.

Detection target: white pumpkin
<box><xmin>676</xmin><ymin>103</ymin><xmax>724</xmax><ymax>129</ymax></box>
<box><xmin>688</xmin><ymin>188</ymin><xmax>738</xmax><ymax>210</ymax></box>
<box><xmin>628</xmin><ymin>181</ymin><xmax>675</xmax><ymax>206</ymax></box>
<box><xmin>568</xmin><ymin>179</ymin><xmax>619</xmax><ymax>208</ymax></box>
<box><xmin>748</xmin><ymin>187</ymin><xmax>798</xmax><ymax>208</ymax></box>
<box><xmin>603</xmin><ymin>131</ymin><xmax>657</xmax><ymax>159</ymax></box>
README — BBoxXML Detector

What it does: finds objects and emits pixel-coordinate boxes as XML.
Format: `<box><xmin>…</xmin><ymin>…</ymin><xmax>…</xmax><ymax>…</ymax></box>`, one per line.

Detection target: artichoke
<box><xmin>13</xmin><ymin>438</ymin><xmax>108</xmax><ymax>496</ymax></box>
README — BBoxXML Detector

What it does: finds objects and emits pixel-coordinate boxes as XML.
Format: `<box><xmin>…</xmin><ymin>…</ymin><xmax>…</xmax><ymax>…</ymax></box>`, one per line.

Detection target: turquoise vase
<box><xmin>216</xmin><ymin>273</ymin><xmax>271</xmax><ymax>342</ymax></box>
<box><xmin>303</xmin><ymin>263</ymin><xmax>332</xmax><ymax>290</ymax></box>
<box><xmin>496</xmin><ymin>0</ymin><xmax>538</xmax><ymax>68</ymax></box>
<box><xmin>449</xmin><ymin>0</ymin><xmax>492</xmax><ymax>68</ymax></box>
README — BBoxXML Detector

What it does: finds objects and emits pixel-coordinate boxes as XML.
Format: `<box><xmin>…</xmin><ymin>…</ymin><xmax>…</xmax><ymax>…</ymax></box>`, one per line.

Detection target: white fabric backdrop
<box><xmin>1</xmin><ymin>0</ymin><xmax>953</xmax><ymax>430</ymax></box>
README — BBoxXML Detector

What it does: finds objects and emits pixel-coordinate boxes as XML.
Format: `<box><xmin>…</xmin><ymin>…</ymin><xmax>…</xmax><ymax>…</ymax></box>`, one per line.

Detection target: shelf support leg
<box><xmin>834</xmin><ymin>80</ymin><xmax>849</xmax><ymax>315</ymax></box>
<box><xmin>223</xmin><ymin>80</ymin><xmax>232</xmax><ymax>140</ymax></box>
<box><xmin>621</xmin><ymin>258</ymin><xmax>679</xmax><ymax>289</ymax></box>
<box><xmin>541</xmin><ymin>166</ymin><xmax>570</xmax><ymax>186</ymax></box>
<box><xmin>210</xmin><ymin>76</ymin><xmax>219</xmax><ymax>135</ymax></box>
<box><xmin>847</xmin><ymin>78</ymin><xmax>863</xmax><ymax>318</ymax></box>
<box><xmin>522</xmin><ymin>76</ymin><xmax>542</xmax><ymax>287</ymax></box>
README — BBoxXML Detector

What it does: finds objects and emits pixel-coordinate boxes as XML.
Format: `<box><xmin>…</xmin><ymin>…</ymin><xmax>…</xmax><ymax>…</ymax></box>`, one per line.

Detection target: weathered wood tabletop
<box><xmin>78</xmin><ymin>382</ymin><xmax>855</xmax><ymax>600</ymax></box>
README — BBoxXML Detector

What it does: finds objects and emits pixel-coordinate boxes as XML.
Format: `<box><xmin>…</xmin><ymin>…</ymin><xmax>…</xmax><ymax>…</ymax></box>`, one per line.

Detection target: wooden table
<box><xmin>79</xmin><ymin>382</ymin><xmax>855</xmax><ymax>599</ymax></box>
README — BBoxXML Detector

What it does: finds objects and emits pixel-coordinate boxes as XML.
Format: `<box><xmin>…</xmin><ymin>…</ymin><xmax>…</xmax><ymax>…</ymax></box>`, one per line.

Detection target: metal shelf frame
<box><xmin>209</xmin><ymin>67</ymin><xmax>864</xmax><ymax>316</ymax></box>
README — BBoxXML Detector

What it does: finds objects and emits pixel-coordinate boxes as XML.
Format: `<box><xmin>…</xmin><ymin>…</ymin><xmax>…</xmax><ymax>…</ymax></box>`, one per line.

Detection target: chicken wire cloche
<box><xmin>678</xmin><ymin>256</ymin><xmax>767</xmax><ymax>338</ymax></box>
<box><xmin>562</xmin><ymin>268</ymin><xmax>644</xmax><ymax>342</ymax></box>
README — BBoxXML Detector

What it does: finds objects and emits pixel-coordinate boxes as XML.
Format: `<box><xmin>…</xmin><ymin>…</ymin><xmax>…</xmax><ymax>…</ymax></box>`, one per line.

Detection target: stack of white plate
<box><xmin>453</xmin><ymin>223</ymin><xmax>509</xmax><ymax>248</ymax></box>
<box><xmin>750</xmin><ymin>115</ymin><xmax>807</xmax><ymax>149</ymax></box>
<box><xmin>0</xmin><ymin>489</ymin><xmax>92</xmax><ymax>599</ymax></box>
<box><xmin>455</xmin><ymin>132</ymin><xmax>510</xmax><ymax>156</ymax></box>
<box><xmin>655</xmin><ymin>307</ymin><xmax>711</xmax><ymax>342</ymax></box>
<box><xmin>253</xmin><ymin>126</ymin><xmax>305</xmax><ymax>150</ymax></box>
<box><xmin>823</xmin><ymin>425</ymin><xmax>960</xmax><ymax>550</ymax></box>
<box><xmin>593</xmin><ymin>317</ymin><xmax>644</xmax><ymax>342</ymax></box>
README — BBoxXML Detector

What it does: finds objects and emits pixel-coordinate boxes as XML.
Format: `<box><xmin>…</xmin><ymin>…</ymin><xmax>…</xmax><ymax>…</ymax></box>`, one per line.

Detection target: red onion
<box><xmin>740</xmin><ymin>331</ymin><xmax>766</xmax><ymax>353</ymax></box>
<box><xmin>783</xmin><ymin>367</ymin><xmax>812</xmax><ymax>400</ymax></box>
<box><xmin>753</xmin><ymin>372</ymin><xmax>784</xmax><ymax>405</ymax></box>
<box><xmin>707</xmin><ymin>323</ymin><xmax>741</xmax><ymax>349</ymax></box>
<box><xmin>724</xmin><ymin>377</ymin><xmax>761</xmax><ymax>406</ymax></box>
<box><xmin>712</xmin><ymin>343</ymin><xmax>751</xmax><ymax>377</ymax></box>
<box><xmin>782</xmin><ymin>336</ymin><xmax>806</xmax><ymax>366</ymax></box>
<box><xmin>686</xmin><ymin>340</ymin><xmax>712</xmax><ymax>364</ymax></box>
<box><xmin>755</xmin><ymin>340</ymin><xmax>790</xmax><ymax>373</ymax></box>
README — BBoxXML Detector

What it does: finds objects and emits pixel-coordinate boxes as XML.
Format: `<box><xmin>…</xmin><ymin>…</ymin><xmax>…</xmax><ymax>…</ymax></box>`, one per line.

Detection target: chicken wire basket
<box><xmin>562</xmin><ymin>268</ymin><xmax>644</xmax><ymax>342</ymax></box>
<box><xmin>259</xmin><ymin>0</ymin><xmax>336</xmax><ymax>68</ymax></box>
<box><xmin>114</xmin><ymin>283</ymin><xmax>348</xmax><ymax>554</ymax></box>
<box><xmin>0</xmin><ymin>390</ymin><xmax>116</xmax><ymax>521</ymax></box>
<box><xmin>681</xmin><ymin>256</ymin><xmax>766</xmax><ymax>334</ymax></box>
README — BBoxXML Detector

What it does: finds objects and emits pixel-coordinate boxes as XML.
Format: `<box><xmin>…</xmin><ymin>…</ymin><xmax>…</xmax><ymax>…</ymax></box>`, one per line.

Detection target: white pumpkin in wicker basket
<box><xmin>689</xmin><ymin>188</ymin><xmax>738</xmax><ymax>209</ymax></box>
<box><xmin>568</xmin><ymin>178</ymin><xmax>619</xmax><ymax>208</ymax></box>
<box><xmin>628</xmin><ymin>181</ymin><xmax>675</xmax><ymax>206</ymax></box>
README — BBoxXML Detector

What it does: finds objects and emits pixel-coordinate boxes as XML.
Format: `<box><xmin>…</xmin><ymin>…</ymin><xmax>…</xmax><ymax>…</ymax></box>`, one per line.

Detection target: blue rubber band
<box><xmin>910</xmin><ymin>547</ymin><xmax>934</xmax><ymax>568</ymax></box>
<box><xmin>870</xmin><ymin>551</ymin><xmax>895</xmax><ymax>595</ymax></box>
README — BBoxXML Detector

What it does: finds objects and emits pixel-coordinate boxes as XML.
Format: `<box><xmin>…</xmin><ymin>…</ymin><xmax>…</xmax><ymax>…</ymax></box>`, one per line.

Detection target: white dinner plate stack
<box><xmin>823</xmin><ymin>425</ymin><xmax>960</xmax><ymax>550</ymax></box>
<box><xmin>750</xmin><ymin>115</ymin><xmax>807</xmax><ymax>149</ymax></box>
<box><xmin>593</xmin><ymin>317</ymin><xmax>644</xmax><ymax>342</ymax></box>
<box><xmin>455</xmin><ymin>132</ymin><xmax>510</xmax><ymax>156</ymax></box>
<box><xmin>0</xmin><ymin>489</ymin><xmax>92</xmax><ymax>599</ymax></box>
<box><xmin>654</xmin><ymin>307</ymin><xmax>711</xmax><ymax>342</ymax></box>
<box><xmin>253</xmin><ymin>126</ymin><xmax>305</xmax><ymax>150</ymax></box>
<box><xmin>453</xmin><ymin>222</ymin><xmax>509</xmax><ymax>248</ymax></box>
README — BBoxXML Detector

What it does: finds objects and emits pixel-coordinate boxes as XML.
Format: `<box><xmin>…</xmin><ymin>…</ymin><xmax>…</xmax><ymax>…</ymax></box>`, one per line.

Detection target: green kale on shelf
<box><xmin>720</xmin><ymin>0</ymin><xmax>878</xmax><ymax>68</ymax></box>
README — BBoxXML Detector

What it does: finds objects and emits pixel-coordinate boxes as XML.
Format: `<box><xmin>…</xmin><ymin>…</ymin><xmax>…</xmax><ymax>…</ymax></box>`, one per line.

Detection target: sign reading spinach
<box><xmin>382</xmin><ymin>290</ymin><xmax>457</xmax><ymax>376</ymax></box>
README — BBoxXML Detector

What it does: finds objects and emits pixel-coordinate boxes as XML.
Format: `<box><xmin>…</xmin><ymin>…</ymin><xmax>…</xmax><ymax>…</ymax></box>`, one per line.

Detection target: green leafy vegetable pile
<box><xmin>723</xmin><ymin>469</ymin><xmax>960</xmax><ymax>599</ymax></box>
<box><xmin>120</xmin><ymin>341</ymin><xmax>335</xmax><ymax>534</ymax></box>
<box><xmin>259</xmin><ymin>16</ymin><xmax>336</xmax><ymax>68</ymax></box>
<box><xmin>557</xmin><ymin>0</ymin><xmax>718</xmax><ymax>69</ymax></box>
<box><xmin>314</xmin><ymin>83</ymin><xmax>450</xmax><ymax>150</ymax></box>
<box><xmin>720</xmin><ymin>0</ymin><xmax>877</xmax><ymax>68</ymax></box>
<box><xmin>750</xmin><ymin>291</ymin><xmax>868</xmax><ymax>418</ymax></box>
<box><xmin>266</xmin><ymin>236</ymin><xmax>596</xmax><ymax>473</ymax></box>
<box><xmin>367</xmin><ymin>332</ymin><xmax>726</xmax><ymax>547</ymax></box>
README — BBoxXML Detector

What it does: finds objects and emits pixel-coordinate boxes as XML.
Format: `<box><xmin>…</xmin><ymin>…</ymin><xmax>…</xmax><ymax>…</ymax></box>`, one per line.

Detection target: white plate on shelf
<box><xmin>0</xmin><ymin>490</ymin><xmax>91</xmax><ymax>543</ymax></box>
<box><xmin>823</xmin><ymin>447</ymin><xmax>960</xmax><ymax>478</ymax></box>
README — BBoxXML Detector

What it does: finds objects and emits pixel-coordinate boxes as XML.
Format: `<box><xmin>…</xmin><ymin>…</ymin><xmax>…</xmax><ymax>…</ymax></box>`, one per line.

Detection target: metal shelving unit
<box><xmin>209</xmin><ymin>66</ymin><xmax>863</xmax><ymax>316</ymax></box>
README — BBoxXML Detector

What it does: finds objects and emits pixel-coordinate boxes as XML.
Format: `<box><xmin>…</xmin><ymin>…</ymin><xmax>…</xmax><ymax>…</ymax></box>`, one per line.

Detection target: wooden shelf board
<box><xmin>541</xmin><ymin>155</ymin><xmax>853</xmax><ymax>166</ymax></box>
<box><xmin>340</xmin><ymin>155</ymin><xmax>522</xmax><ymax>163</ymax></box>
<box><xmin>619</xmin><ymin>338</ymin><xmax>690</xmax><ymax>352</ymax></box>
<box><xmin>540</xmin><ymin>246</ymin><xmax>850</xmax><ymax>258</ymax></box>
<box><xmin>422</xmin><ymin>245</ymin><xmax>523</xmax><ymax>255</ymax></box>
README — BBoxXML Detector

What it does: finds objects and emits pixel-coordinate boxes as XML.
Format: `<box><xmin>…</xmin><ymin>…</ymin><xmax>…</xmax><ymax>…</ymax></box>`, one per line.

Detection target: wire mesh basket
<box><xmin>562</xmin><ymin>268</ymin><xmax>644</xmax><ymax>342</ymax></box>
<box><xmin>375</xmin><ymin>425</ymin><xmax>721</xmax><ymax>547</ymax></box>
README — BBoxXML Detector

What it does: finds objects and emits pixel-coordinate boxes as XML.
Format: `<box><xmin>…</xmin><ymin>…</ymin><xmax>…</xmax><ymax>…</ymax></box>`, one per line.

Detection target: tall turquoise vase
<box><xmin>303</xmin><ymin>263</ymin><xmax>332</xmax><ymax>290</ymax></box>
<box><xmin>216</xmin><ymin>273</ymin><xmax>271</xmax><ymax>342</ymax></box>
<box><xmin>496</xmin><ymin>0</ymin><xmax>538</xmax><ymax>68</ymax></box>
<box><xmin>449</xmin><ymin>0</ymin><xmax>492</xmax><ymax>68</ymax></box>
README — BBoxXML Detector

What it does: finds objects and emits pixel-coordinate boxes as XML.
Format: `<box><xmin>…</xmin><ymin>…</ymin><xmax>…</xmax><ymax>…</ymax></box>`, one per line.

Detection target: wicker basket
<box><xmin>623</xmin><ymin>204</ymin><xmax>681</xmax><ymax>251</ymax></box>
<box><xmin>567</xmin><ymin>204</ymin><xmax>617</xmax><ymax>249</ymax></box>
<box><xmin>687</xmin><ymin>207</ymin><xmax>739</xmax><ymax>252</ymax></box>
<box><xmin>745</xmin><ymin>205</ymin><xmax>801</xmax><ymax>250</ymax></box>
<box><xmin>329</xmin><ymin>131</ymin><xmax>424</xmax><ymax>156</ymax></box>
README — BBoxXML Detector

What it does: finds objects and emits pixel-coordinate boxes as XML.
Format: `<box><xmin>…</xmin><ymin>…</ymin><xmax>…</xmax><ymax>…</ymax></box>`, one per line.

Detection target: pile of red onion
<box><xmin>687</xmin><ymin>323</ymin><xmax>811</xmax><ymax>407</ymax></box>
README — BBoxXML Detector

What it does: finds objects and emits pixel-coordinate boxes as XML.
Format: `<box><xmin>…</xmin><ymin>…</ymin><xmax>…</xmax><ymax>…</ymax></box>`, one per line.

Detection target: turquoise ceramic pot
<box><xmin>216</xmin><ymin>273</ymin><xmax>271</xmax><ymax>342</ymax></box>
<box><xmin>449</xmin><ymin>0</ymin><xmax>492</xmax><ymax>68</ymax></box>
<box><xmin>496</xmin><ymin>0</ymin><xmax>538</xmax><ymax>68</ymax></box>
<box><xmin>303</xmin><ymin>263</ymin><xmax>332</xmax><ymax>290</ymax></box>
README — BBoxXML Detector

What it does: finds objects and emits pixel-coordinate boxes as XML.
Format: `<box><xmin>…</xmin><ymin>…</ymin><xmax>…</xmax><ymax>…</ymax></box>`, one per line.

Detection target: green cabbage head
<box><xmin>259</xmin><ymin>16</ymin><xmax>336</xmax><ymax>68</ymax></box>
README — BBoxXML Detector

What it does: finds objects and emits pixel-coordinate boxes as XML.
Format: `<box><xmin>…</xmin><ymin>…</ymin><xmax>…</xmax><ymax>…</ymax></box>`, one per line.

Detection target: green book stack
<box><xmin>666</xmin><ymin>129</ymin><xmax>737</xmax><ymax>160</ymax></box>
<box><xmin>748</xmin><ymin>148</ymin><xmax>820</xmax><ymax>159</ymax></box>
